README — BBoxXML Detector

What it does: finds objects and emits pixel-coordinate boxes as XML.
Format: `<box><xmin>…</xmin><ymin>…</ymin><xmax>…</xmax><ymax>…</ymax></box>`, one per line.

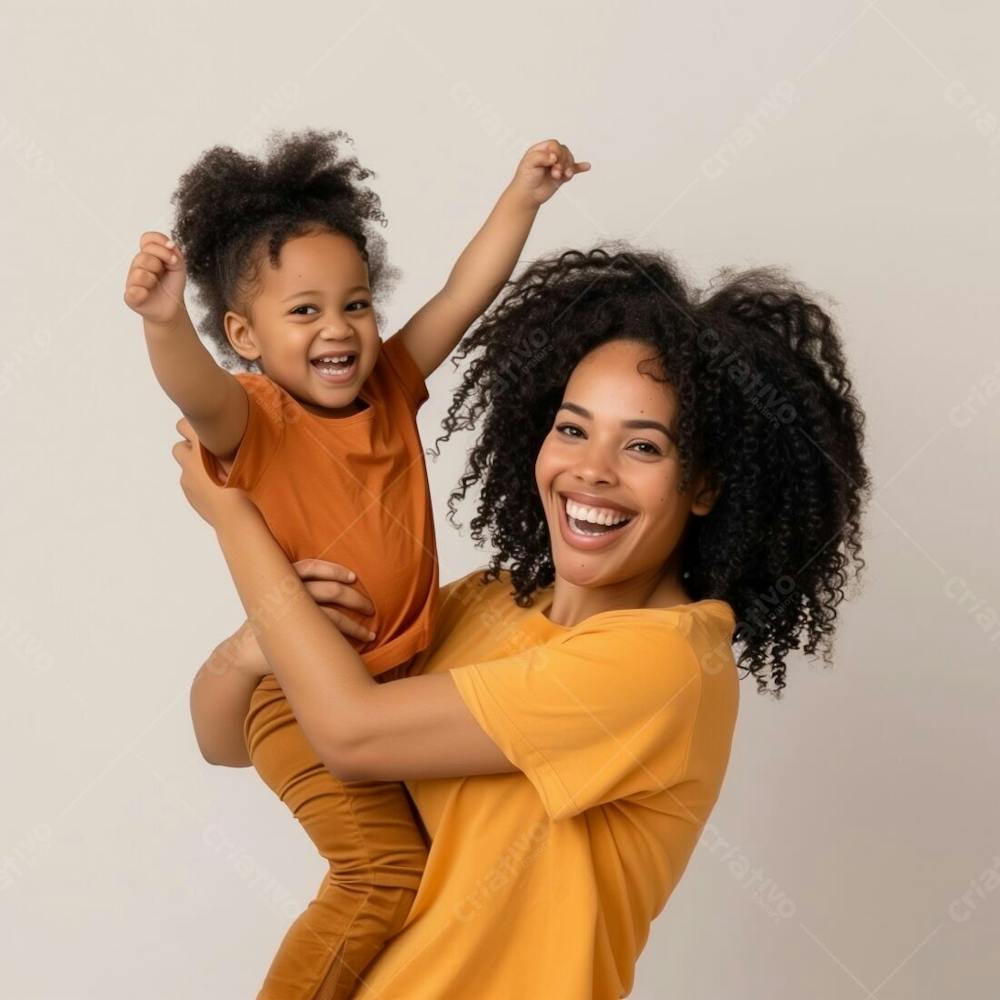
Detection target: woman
<box><xmin>177</xmin><ymin>246</ymin><xmax>871</xmax><ymax>998</ymax></box>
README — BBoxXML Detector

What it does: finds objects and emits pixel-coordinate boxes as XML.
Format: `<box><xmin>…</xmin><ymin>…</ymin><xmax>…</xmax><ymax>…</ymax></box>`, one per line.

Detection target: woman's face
<box><xmin>534</xmin><ymin>338</ymin><xmax>716</xmax><ymax>591</ymax></box>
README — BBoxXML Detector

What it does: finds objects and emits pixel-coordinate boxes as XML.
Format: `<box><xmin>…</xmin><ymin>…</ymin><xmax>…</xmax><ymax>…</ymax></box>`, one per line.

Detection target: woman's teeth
<box><xmin>564</xmin><ymin>497</ymin><xmax>634</xmax><ymax>535</ymax></box>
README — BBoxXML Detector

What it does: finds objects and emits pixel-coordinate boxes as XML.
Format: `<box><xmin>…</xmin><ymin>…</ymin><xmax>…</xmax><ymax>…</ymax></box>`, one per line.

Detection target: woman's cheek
<box><xmin>534</xmin><ymin>439</ymin><xmax>555</xmax><ymax>495</ymax></box>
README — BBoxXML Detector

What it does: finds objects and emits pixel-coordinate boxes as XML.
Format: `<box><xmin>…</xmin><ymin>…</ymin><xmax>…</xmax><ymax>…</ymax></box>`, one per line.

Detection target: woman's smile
<box><xmin>535</xmin><ymin>338</ymin><xmax>715</xmax><ymax>592</ymax></box>
<box><xmin>556</xmin><ymin>490</ymin><xmax>638</xmax><ymax>551</ymax></box>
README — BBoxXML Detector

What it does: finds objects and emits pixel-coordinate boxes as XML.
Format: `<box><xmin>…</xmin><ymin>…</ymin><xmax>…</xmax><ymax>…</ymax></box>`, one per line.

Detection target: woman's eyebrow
<box><xmin>558</xmin><ymin>401</ymin><xmax>676</xmax><ymax>441</ymax></box>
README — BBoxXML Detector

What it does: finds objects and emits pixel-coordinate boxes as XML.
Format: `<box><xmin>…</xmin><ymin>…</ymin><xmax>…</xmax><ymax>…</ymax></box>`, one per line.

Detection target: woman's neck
<box><xmin>544</xmin><ymin>566</ymin><xmax>692</xmax><ymax>628</ymax></box>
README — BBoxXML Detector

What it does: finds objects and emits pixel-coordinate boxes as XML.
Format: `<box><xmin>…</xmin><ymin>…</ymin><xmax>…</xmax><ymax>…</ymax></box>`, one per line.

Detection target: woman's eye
<box><xmin>555</xmin><ymin>425</ymin><xmax>660</xmax><ymax>455</ymax></box>
<box><xmin>555</xmin><ymin>423</ymin><xmax>583</xmax><ymax>438</ymax></box>
<box><xmin>628</xmin><ymin>440</ymin><xmax>662</xmax><ymax>456</ymax></box>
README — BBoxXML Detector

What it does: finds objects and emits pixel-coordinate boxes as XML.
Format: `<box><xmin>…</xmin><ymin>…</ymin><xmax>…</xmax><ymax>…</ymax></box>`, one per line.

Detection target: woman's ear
<box><xmin>224</xmin><ymin>309</ymin><xmax>261</xmax><ymax>362</ymax></box>
<box><xmin>691</xmin><ymin>470</ymin><xmax>722</xmax><ymax>516</ymax></box>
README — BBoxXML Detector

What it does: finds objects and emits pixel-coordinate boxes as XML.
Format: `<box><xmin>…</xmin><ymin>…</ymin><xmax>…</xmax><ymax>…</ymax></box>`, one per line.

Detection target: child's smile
<box><xmin>224</xmin><ymin>229</ymin><xmax>381</xmax><ymax>415</ymax></box>
<box><xmin>310</xmin><ymin>349</ymin><xmax>359</xmax><ymax>384</ymax></box>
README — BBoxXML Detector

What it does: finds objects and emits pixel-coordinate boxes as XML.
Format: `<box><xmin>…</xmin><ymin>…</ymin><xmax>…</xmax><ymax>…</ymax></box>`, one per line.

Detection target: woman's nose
<box><xmin>571</xmin><ymin>439</ymin><xmax>618</xmax><ymax>486</ymax></box>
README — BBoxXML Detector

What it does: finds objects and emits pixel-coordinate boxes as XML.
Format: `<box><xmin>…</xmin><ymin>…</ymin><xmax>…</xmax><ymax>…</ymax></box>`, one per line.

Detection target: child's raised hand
<box><xmin>124</xmin><ymin>230</ymin><xmax>188</xmax><ymax>325</ymax></box>
<box><xmin>509</xmin><ymin>139</ymin><xmax>590</xmax><ymax>208</ymax></box>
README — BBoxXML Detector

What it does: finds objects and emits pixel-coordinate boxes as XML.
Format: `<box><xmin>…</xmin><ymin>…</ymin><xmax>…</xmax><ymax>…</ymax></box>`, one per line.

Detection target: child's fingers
<box><xmin>303</xmin><ymin>579</ymin><xmax>376</xmax><ymax>617</ymax></box>
<box><xmin>125</xmin><ymin>271</ymin><xmax>159</xmax><ymax>302</ymax></box>
<box><xmin>526</xmin><ymin>138</ymin><xmax>561</xmax><ymax>158</ymax></box>
<box><xmin>546</xmin><ymin>142</ymin><xmax>575</xmax><ymax>179</ymax></box>
<box><xmin>293</xmin><ymin>557</ymin><xmax>358</xmax><ymax>584</ymax></box>
<box><xmin>123</xmin><ymin>284</ymin><xmax>150</xmax><ymax>307</ymax></box>
<box><xmin>139</xmin><ymin>230</ymin><xmax>175</xmax><ymax>251</ymax></box>
<box><xmin>317</xmin><ymin>606</ymin><xmax>377</xmax><ymax>643</ymax></box>
<box><xmin>131</xmin><ymin>251</ymin><xmax>168</xmax><ymax>278</ymax></box>
<box><xmin>524</xmin><ymin>145</ymin><xmax>560</xmax><ymax>172</ymax></box>
<box><xmin>139</xmin><ymin>243</ymin><xmax>182</xmax><ymax>269</ymax></box>
<box><xmin>123</xmin><ymin>265</ymin><xmax>161</xmax><ymax>308</ymax></box>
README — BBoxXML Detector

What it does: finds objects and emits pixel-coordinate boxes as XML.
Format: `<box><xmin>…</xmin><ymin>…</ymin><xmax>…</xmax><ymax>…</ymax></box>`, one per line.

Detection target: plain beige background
<box><xmin>1</xmin><ymin>1</ymin><xmax>998</xmax><ymax>997</ymax></box>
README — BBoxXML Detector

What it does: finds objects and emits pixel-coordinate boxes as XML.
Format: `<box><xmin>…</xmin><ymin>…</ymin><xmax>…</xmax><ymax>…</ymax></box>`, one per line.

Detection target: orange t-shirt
<box><xmin>199</xmin><ymin>330</ymin><xmax>439</xmax><ymax>677</ymax></box>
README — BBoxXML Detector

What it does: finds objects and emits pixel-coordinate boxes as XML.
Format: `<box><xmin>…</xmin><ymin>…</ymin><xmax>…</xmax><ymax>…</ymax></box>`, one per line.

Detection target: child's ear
<box><xmin>223</xmin><ymin>310</ymin><xmax>261</xmax><ymax>362</ymax></box>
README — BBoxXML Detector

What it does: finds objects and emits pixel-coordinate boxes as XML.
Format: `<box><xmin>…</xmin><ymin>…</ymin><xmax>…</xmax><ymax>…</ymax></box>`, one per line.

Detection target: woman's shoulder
<box><xmin>438</xmin><ymin>567</ymin><xmax>517</xmax><ymax>615</ymax></box>
<box><xmin>551</xmin><ymin>599</ymin><xmax>738</xmax><ymax>691</ymax></box>
<box><xmin>571</xmin><ymin>598</ymin><xmax>735</xmax><ymax>641</ymax></box>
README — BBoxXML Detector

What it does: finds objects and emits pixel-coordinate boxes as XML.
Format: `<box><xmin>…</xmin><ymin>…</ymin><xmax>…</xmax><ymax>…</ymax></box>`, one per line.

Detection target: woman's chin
<box><xmin>551</xmin><ymin>546</ymin><xmax>619</xmax><ymax>589</ymax></box>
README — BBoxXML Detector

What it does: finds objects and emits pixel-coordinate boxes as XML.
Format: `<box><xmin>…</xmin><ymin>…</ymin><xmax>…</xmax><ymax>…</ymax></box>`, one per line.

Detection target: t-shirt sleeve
<box><xmin>449</xmin><ymin>616</ymin><xmax>704</xmax><ymax>821</ymax></box>
<box><xmin>198</xmin><ymin>373</ymin><xmax>287</xmax><ymax>492</ymax></box>
<box><xmin>379</xmin><ymin>330</ymin><xmax>429</xmax><ymax>411</ymax></box>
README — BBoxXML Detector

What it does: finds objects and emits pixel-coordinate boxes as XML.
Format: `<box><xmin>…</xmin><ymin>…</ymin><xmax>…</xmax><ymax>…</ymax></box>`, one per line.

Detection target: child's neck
<box><xmin>300</xmin><ymin>394</ymin><xmax>369</xmax><ymax>419</ymax></box>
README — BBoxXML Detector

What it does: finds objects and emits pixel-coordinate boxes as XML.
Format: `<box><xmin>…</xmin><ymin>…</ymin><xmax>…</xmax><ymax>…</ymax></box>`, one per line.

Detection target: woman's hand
<box><xmin>171</xmin><ymin>416</ymin><xmax>253</xmax><ymax>527</ymax></box>
<box><xmin>221</xmin><ymin>559</ymin><xmax>377</xmax><ymax>680</ymax></box>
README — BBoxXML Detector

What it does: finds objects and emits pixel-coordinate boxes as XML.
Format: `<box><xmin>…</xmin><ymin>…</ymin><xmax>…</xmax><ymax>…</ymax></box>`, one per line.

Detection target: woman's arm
<box><xmin>395</xmin><ymin>139</ymin><xmax>589</xmax><ymax>380</ymax></box>
<box><xmin>173</xmin><ymin>417</ymin><xmax>516</xmax><ymax>781</ymax></box>
<box><xmin>210</xmin><ymin>502</ymin><xmax>516</xmax><ymax>781</ymax></box>
<box><xmin>189</xmin><ymin>561</ymin><xmax>380</xmax><ymax>768</ymax></box>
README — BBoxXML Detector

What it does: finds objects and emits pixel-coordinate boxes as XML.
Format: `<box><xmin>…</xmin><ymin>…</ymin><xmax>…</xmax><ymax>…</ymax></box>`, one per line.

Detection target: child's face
<box><xmin>225</xmin><ymin>230</ymin><xmax>380</xmax><ymax>413</ymax></box>
<box><xmin>534</xmin><ymin>338</ymin><xmax>718</xmax><ymax>592</ymax></box>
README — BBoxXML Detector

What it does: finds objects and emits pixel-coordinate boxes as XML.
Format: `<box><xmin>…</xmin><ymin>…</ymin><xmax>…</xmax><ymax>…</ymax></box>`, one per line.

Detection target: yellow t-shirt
<box><xmin>355</xmin><ymin>568</ymin><xmax>741</xmax><ymax>1000</ymax></box>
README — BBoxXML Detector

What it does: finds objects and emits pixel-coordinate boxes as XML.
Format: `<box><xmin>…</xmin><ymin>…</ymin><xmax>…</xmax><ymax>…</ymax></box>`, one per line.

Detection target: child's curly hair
<box><xmin>170</xmin><ymin>128</ymin><xmax>397</xmax><ymax>370</ymax></box>
<box><xmin>431</xmin><ymin>242</ymin><xmax>873</xmax><ymax>697</ymax></box>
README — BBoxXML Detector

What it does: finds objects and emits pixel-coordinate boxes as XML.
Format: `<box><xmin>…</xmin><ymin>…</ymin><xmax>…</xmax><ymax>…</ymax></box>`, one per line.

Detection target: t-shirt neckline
<box><xmin>533</xmin><ymin>587</ymin><xmax>734</xmax><ymax>632</ymax></box>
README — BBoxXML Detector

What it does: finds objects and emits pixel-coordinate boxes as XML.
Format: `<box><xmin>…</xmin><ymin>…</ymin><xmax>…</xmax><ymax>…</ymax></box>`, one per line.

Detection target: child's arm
<box><xmin>125</xmin><ymin>231</ymin><xmax>248</xmax><ymax>460</ymax></box>
<box><xmin>397</xmin><ymin>139</ymin><xmax>590</xmax><ymax>380</ymax></box>
<box><xmin>189</xmin><ymin>622</ymin><xmax>259</xmax><ymax>767</ymax></box>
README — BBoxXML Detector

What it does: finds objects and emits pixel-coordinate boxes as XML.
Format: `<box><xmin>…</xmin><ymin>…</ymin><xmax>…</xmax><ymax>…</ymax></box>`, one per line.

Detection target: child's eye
<box><xmin>346</xmin><ymin>300</ymin><xmax>371</xmax><ymax>312</ymax></box>
<box><xmin>290</xmin><ymin>305</ymin><xmax>318</xmax><ymax>316</ymax></box>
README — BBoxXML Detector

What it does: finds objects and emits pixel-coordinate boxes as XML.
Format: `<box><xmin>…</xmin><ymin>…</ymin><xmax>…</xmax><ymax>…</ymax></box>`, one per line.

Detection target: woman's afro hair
<box><xmin>170</xmin><ymin>128</ymin><xmax>397</xmax><ymax>370</ymax></box>
<box><xmin>431</xmin><ymin>242</ymin><xmax>873</xmax><ymax>697</ymax></box>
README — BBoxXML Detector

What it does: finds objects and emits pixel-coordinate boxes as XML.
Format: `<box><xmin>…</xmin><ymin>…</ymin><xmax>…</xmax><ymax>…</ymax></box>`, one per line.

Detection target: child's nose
<box><xmin>318</xmin><ymin>321</ymin><xmax>353</xmax><ymax>339</ymax></box>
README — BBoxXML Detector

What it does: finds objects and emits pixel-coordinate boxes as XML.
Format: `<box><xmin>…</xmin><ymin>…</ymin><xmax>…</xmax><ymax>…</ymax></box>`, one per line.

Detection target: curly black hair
<box><xmin>170</xmin><ymin>128</ymin><xmax>397</xmax><ymax>371</ymax></box>
<box><xmin>430</xmin><ymin>242</ymin><xmax>872</xmax><ymax>697</ymax></box>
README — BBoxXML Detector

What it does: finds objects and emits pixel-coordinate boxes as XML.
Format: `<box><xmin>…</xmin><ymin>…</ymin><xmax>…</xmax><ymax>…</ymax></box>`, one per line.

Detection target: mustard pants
<box><xmin>245</xmin><ymin>672</ymin><xmax>428</xmax><ymax>1000</ymax></box>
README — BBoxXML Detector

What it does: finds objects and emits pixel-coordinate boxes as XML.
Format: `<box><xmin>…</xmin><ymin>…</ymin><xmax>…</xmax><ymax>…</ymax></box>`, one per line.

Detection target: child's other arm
<box><xmin>397</xmin><ymin>139</ymin><xmax>590</xmax><ymax>380</ymax></box>
<box><xmin>189</xmin><ymin>622</ymin><xmax>259</xmax><ymax>767</ymax></box>
<box><xmin>125</xmin><ymin>231</ymin><xmax>248</xmax><ymax>460</ymax></box>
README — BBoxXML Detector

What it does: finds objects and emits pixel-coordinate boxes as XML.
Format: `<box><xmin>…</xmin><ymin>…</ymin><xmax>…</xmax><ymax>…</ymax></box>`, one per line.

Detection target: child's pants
<box><xmin>245</xmin><ymin>672</ymin><xmax>428</xmax><ymax>1000</ymax></box>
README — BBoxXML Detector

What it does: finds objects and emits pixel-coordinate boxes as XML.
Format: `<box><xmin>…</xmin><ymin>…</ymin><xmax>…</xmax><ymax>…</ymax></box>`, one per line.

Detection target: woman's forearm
<box><xmin>212</xmin><ymin>502</ymin><xmax>377</xmax><ymax>773</ymax></box>
<box><xmin>189</xmin><ymin>624</ymin><xmax>260</xmax><ymax>767</ymax></box>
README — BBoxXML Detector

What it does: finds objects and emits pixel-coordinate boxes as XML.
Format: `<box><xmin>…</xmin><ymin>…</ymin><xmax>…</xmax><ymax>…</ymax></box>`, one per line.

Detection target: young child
<box><xmin>124</xmin><ymin>129</ymin><xmax>588</xmax><ymax>1000</ymax></box>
